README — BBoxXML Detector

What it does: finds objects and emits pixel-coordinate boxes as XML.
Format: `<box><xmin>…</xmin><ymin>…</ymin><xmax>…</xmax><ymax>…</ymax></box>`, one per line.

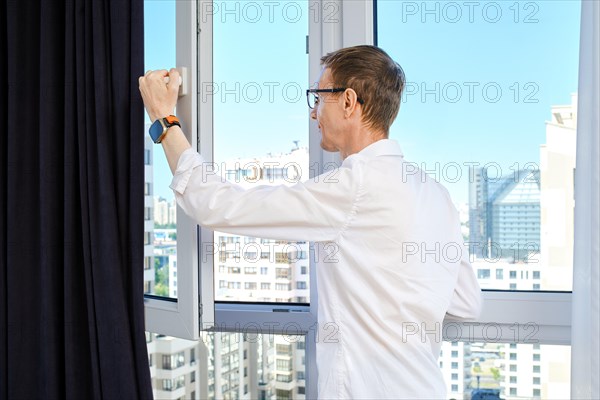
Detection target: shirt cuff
<box><xmin>169</xmin><ymin>148</ymin><xmax>205</xmax><ymax>195</ymax></box>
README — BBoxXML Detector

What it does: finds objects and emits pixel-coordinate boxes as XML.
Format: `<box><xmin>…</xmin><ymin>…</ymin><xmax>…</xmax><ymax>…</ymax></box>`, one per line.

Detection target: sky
<box><xmin>144</xmin><ymin>0</ymin><xmax>581</xmax><ymax>204</ymax></box>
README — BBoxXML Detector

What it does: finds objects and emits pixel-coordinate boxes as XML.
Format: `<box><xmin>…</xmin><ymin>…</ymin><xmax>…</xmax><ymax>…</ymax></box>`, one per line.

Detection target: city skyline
<box><xmin>144</xmin><ymin>0</ymin><xmax>580</xmax><ymax>205</ymax></box>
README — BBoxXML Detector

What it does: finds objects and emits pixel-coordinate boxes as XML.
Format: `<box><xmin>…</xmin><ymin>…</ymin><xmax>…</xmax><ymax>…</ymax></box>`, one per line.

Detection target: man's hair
<box><xmin>320</xmin><ymin>45</ymin><xmax>405</xmax><ymax>136</ymax></box>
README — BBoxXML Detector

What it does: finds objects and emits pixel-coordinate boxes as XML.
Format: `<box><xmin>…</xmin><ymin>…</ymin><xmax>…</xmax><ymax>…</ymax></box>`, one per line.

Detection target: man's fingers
<box><xmin>167</xmin><ymin>68</ymin><xmax>182</xmax><ymax>89</ymax></box>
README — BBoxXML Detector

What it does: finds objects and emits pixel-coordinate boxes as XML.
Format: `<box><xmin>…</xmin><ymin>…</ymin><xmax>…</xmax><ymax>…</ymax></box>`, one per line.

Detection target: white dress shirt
<box><xmin>170</xmin><ymin>139</ymin><xmax>482</xmax><ymax>399</ymax></box>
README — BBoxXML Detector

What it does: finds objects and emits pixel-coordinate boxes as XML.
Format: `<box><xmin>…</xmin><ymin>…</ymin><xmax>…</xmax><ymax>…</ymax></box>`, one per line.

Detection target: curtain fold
<box><xmin>572</xmin><ymin>0</ymin><xmax>600</xmax><ymax>398</ymax></box>
<box><xmin>1</xmin><ymin>0</ymin><xmax>151</xmax><ymax>398</ymax></box>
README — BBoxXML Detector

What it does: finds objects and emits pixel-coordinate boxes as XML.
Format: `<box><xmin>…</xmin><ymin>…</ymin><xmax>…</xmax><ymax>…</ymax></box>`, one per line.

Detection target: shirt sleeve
<box><xmin>169</xmin><ymin>148</ymin><xmax>363</xmax><ymax>242</ymax></box>
<box><xmin>445</xmin><ymin>253</ymin><xmax>483</xmax><ymax>320</ymax></box>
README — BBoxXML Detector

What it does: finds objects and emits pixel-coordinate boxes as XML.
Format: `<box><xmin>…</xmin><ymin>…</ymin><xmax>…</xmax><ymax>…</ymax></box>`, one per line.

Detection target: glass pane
<box><xmin>147</xmin><ymin>331</ymin><xmax>306</xmax><ymax>400</ymax></box>
<box><xmin>439</xmin><ymin>342</ymin><xmax>570</xmax><ymax>399</ymax></box>
<box><xmin>144</xmin><ymin>0</ymin><xmax>178</xmax><ymax>299</ymax></box>
<box><xmin>377</xmin><ymin>1</ymin><xmax>580</xmax><ymax>291</ymax></box>
<box><xmin>212</xmin><ymin>1</ymin><xmax>310</xmax><ymax>302</ymax></box>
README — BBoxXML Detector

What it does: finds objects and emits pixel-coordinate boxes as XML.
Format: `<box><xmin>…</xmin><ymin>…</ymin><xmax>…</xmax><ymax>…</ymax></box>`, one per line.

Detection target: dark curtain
<box><xmin>0</xmin><ymin>0</ymin><xmax>152</xmax><ymax>398</ymax></box>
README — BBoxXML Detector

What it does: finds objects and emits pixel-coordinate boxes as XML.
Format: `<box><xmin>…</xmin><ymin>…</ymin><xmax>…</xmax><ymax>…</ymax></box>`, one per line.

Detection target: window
<box><xmin>377</xmin><ymin>0</ymin><xmax>579</xmax><ymax>291</ymax></box>
<box><xmin>496</xmin><ymin>268</ymin><xmax>504</xmax><ymax>280</ymax></box>
<box><xmin>275</xmin><ymin>283</ymin><xmax>291</xmax><ymax>291</ymax></box>
<box><xmin>277</xmin><ymin>359</ymin><xmax>292</xmax><ymax>371</ymax></box>
<box><xmin>211</xmin><ymin>0</ymin><xmax>310</xmax><ymax>304</ymax></box>
<box><xmin>162</xmin><ymin>354</ymin><xmax>171</xmax><ymax>370</ymax></box>
<box><xmin>277</xmin><ymin>374</ymin><xmax>292</xmax><ymax>383</ymax></box>
<box><xmin>142</xmin><ymin>1</ymin><xmax>586</xmax><ymax>399</ymax></box>
<box><xmin>510</xmin><ymin>364</ymin><xmax>517</xmax><ymax>372</ymax></box>
<box><xmin>162</xmin><ymin>352</ymin><xmax>185</xmax><ymax>370</ymax></box>
<box><xmin>276</xmin><ymin>344</ymin><xmax>292</xmax><ymax>355</ymax></box>
<box><xmin>161</xmin><ymin>376</ymin><xmax>184</xmax><ymax>392</ymax></box>
<box><xmin>276</xmin><ymin>389</ymin><xmax>292</xmax><ymax>400</ymax></box>
<box><xmin>510</xmin><ymin>376</ymin><xmax>517</xmax><ymax>384</ymax></box>
<box><xmin>451</xmin><ymin>373</ymin><xmax>458</xmax><ymax>380</ymax></box>
<box><xmin>477</xmin><ymin>269</ymin><xmax>490</xmax><ymax>279</ymax></box>
<box><xmin>451</xmin><ymin>384</ymin><xmax>458</xmax><ymax>392</ymax></box>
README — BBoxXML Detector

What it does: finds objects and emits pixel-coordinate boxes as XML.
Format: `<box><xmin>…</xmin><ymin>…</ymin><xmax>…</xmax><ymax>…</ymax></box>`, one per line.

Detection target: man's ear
<box><xmin>343</xmin><ymin>89</ymin><xmax>360</xmax><ymax>118</ymax></box>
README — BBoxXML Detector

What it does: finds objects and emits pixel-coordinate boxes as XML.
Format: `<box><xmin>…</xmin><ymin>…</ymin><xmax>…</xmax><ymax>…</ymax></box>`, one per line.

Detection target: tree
<box><xmin>490</xmin><ymin>367</ymin><xmax>501</xmax><ymax>381</ymax></box>
<box><xmin>154</xmin><ymin>264</ymin><xmax>169</xmax><ymax>296</ymax></box>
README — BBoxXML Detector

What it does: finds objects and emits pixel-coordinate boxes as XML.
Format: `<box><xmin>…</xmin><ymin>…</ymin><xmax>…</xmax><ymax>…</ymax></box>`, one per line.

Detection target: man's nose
<box><xmin>310</xmin><ymin>107</ymin><xmax>317</xmax><ymax>120</ymax></box>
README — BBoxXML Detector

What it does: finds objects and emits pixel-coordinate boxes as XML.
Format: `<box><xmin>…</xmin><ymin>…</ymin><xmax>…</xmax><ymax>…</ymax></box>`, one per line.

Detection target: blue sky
<box><xmin>145</xmin><ymin>0</ymin><xmax>581</xmax><ymax>204</ymax></box>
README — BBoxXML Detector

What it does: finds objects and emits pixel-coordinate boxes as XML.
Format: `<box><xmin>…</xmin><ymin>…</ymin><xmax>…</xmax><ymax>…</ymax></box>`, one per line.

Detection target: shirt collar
<box><xmin>357</xmin><ymin>139</ymin><xmax>404</xmax><ymax>159</ymax></box>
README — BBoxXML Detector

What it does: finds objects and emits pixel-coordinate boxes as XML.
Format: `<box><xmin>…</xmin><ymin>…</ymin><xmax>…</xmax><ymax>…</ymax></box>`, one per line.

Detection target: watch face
<box><xmin>149</xmin><ymin>119</ymin><xmax>165</xmax><ymax>143</ymax></box>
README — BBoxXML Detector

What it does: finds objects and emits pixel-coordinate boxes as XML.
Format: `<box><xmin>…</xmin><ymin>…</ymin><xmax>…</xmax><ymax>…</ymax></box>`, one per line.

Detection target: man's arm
<box><xmin>168</xmin><ymin>148</ymin><xmax>361</xmax><ymax>242</ymax></box>
<box><xmin>139</xmin><ymin>69</ymin><xmax>190</xmax><ymax>173</ymax></box>
<box><xmin>139</xmin><ymin>69</ymin><xmax>361</xmax><ymax>242</ymax></box>
<box><xmin>446</xmin><ymin>256</ymin><xmax>483</xmax><ymax>320</ymax></box>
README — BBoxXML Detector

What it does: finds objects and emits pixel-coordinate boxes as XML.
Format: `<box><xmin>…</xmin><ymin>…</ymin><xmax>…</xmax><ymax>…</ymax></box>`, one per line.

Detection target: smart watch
<box><xmin>149</xmin><ymin>115</ymin><xmax>180</xmax><ymax>144</ymax></box>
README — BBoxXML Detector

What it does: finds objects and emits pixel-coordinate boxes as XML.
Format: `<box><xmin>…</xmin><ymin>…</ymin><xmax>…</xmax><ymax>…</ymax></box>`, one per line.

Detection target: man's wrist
<box><xmin>149</xmin><ymin>115</ymin><xmax>180</xmax><ymax>144</ymax></box>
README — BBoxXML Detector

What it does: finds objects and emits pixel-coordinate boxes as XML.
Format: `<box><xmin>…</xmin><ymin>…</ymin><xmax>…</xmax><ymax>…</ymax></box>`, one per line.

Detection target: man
<box><xmin>139</xmin><ymin>45</ymin><xmax>482</xmax><ymax>399</ymax></box>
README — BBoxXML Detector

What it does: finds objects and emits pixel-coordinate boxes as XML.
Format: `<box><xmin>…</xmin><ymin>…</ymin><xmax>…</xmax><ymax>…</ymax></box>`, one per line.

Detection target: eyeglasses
<box><xmin>306</xmin><ymin>88</ymin><xmax>365</xmax><ymax>109</ymax></box>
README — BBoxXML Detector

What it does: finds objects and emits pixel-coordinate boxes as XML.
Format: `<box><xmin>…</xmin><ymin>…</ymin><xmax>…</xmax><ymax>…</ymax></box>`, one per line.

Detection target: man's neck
<box><xmin>339</xmin><ymin>129</ymin><xmax>387</xmax><ymax>159</ymax></box>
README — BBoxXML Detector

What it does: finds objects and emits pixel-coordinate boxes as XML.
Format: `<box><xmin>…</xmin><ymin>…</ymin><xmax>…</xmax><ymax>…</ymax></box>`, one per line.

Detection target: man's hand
<box><xmin>138</xmin><ymin>68</ymin><xmax>181</xmax><ymax>122</ymax></box>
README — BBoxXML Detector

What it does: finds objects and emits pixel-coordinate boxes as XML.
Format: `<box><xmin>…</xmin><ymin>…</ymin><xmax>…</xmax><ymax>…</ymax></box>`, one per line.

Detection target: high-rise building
<box><xmin>539</xmin><ymin>93</ymin><xmax>577</xmax><ymax>291</ymax></box>
<box><xmin>153</xmin><ymin>196</ymin><xmax>177</xmax><ymax>226</ymax></box>
<box><xmin>455</xmin><ymin>97</ymin><xmax>577</xmax><ymax>399</ymax></box>
<box><xmin>469</xmin><ymin>168</ymin><xmax>541</xmax><ymax>261</ymax></box>
<box><xmin>439</xmin><ymin>341</ymin><xmax>473</xmax><ymax>398</ymax></box>
<box><xmin>145</xmin><ymin>144</ymin><xmax>309</xmax><ymax>399</ymax></box>
<box><xmin>144</xmin><ymin>132</ymin><xmax>155</xmax><ymax>295</ymax></box>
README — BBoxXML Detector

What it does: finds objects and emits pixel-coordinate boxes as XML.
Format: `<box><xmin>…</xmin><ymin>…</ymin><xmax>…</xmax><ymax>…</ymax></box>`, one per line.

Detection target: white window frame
<box><xmin>144</xmin><ymin>0</ymin><xmax>208</xmax><ymax>341</ymax></box>
<box><xmin>144</xmin><ymin>0</ymin><xmax>596</xmax><ymax>397</ymax></box>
